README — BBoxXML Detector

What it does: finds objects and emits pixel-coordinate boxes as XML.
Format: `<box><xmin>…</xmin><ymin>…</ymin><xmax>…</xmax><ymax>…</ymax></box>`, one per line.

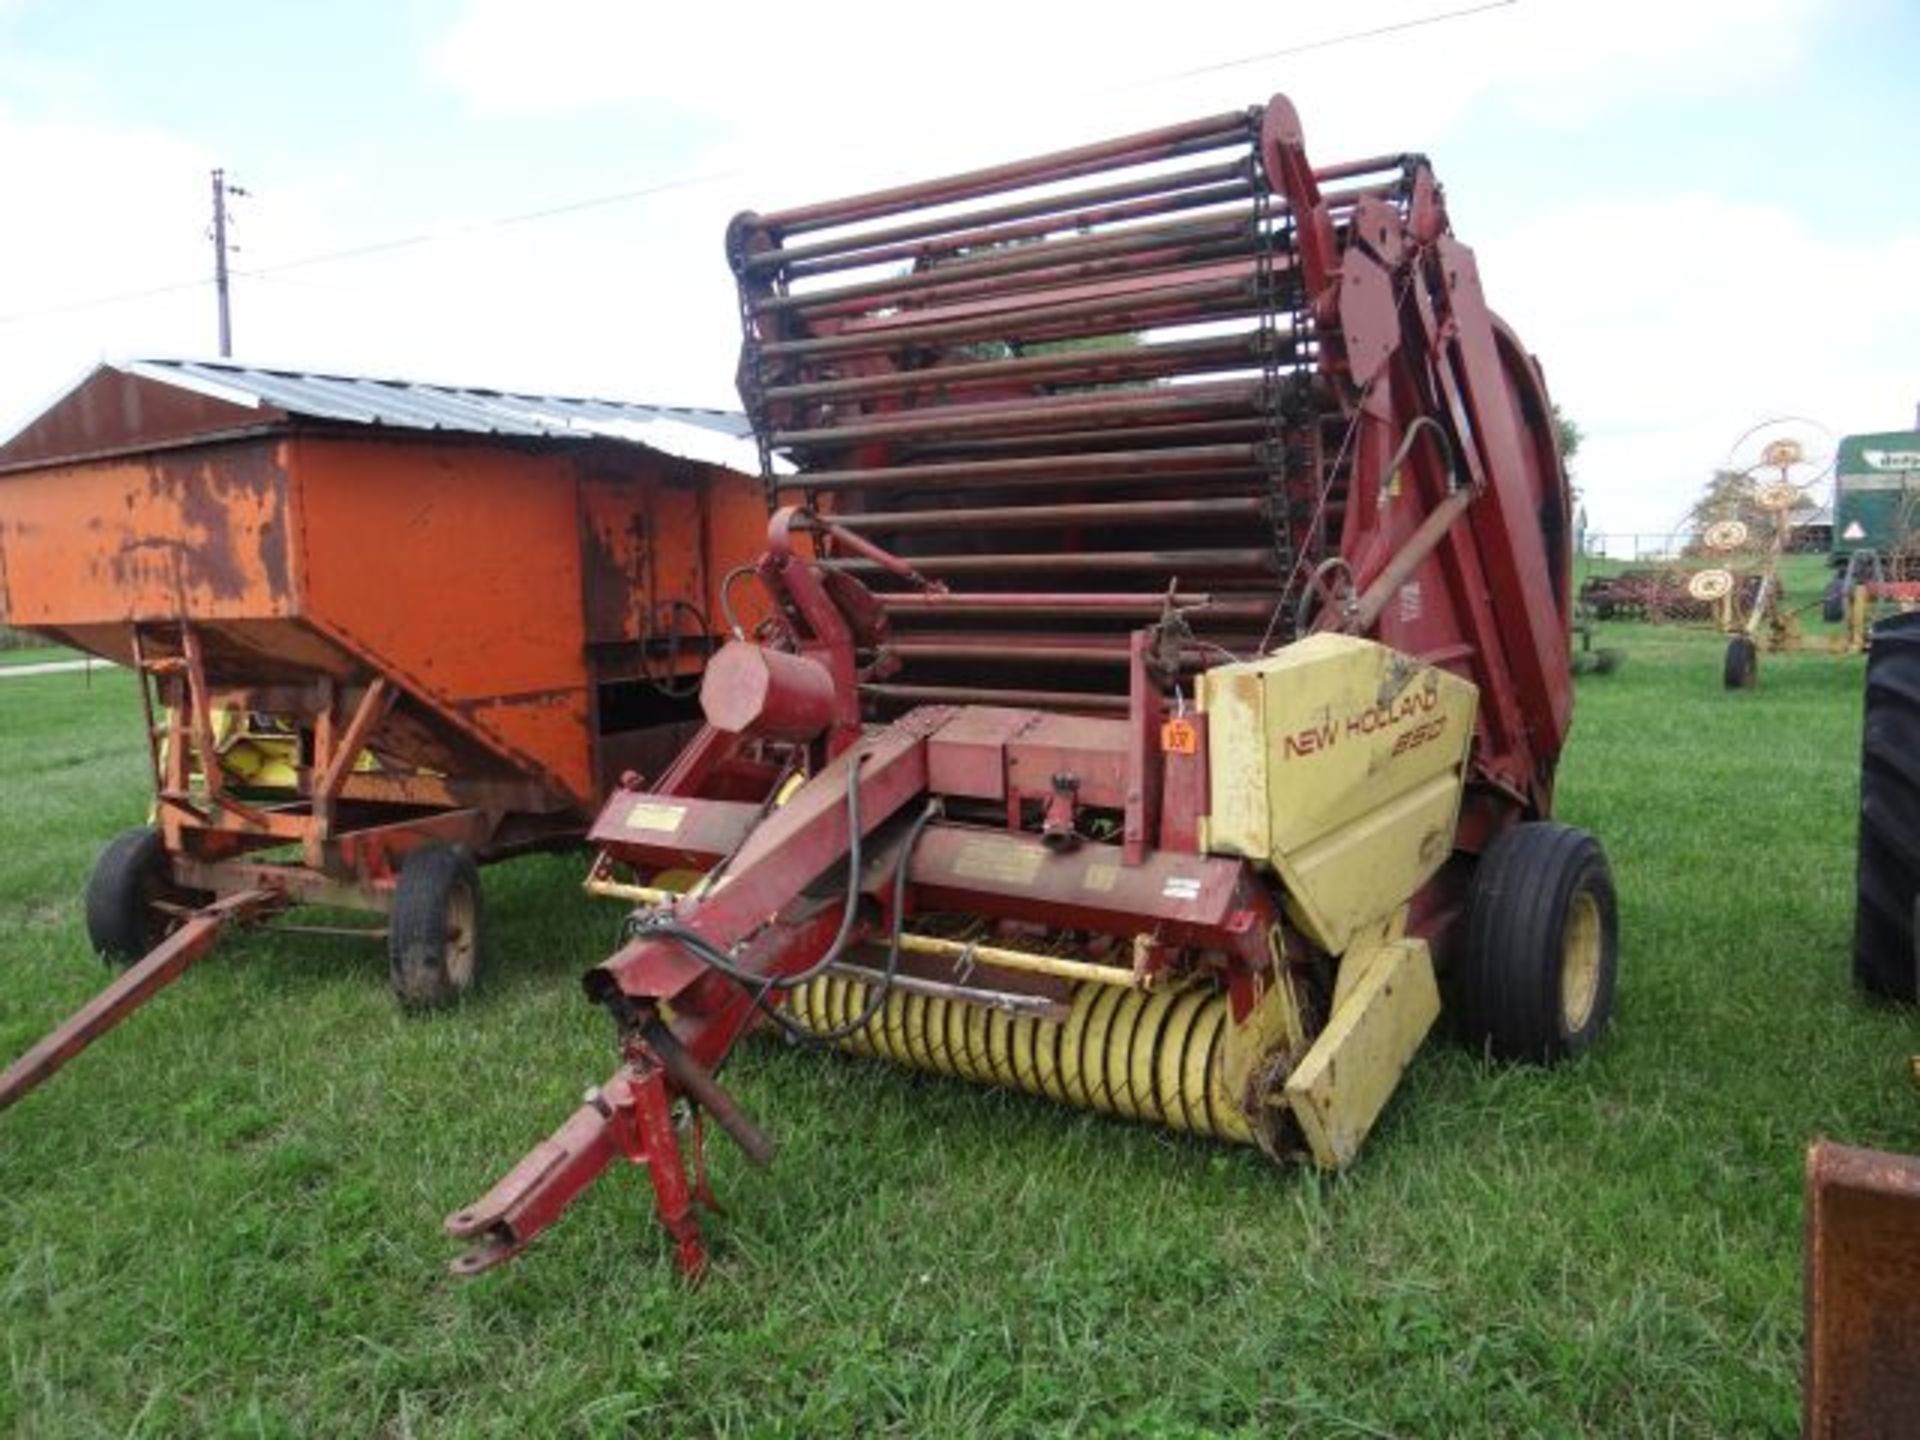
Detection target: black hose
<box><xmin>718</xmin><ymin>564</ymin><xmax>759</xmax><ymax>641</ymax></box>
<box><xmin>626</xmin><ymin>757</ymin><xmax>866</xmax><ymax>995</ymax></box>
<box><xmin>622</xmin><ymin>763</ymin><xmax>943</xmax><ymax>1046</ymax></box>
<box><xmin>781</xmin><ymin>796</ymin><xmax>942</xmax><ymax>1045</ymax></box>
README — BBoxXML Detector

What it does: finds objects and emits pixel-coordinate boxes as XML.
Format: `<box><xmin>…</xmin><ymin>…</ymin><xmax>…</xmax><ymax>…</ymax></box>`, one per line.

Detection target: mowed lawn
<box><xmin>2</xmin><ymin>609</ymin><xmax>1916</xmax><ymax>1437</ymax></box>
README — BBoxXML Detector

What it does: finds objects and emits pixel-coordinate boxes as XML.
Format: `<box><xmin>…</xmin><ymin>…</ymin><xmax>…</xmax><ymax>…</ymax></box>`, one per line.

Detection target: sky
<box><xmin>0</xmin><ymin>0</ymin><xmax>1913</xmax><ymax>539</ymax></box>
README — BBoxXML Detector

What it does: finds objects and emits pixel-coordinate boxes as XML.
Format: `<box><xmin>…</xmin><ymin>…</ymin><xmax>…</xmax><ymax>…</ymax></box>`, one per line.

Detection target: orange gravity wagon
<box><xmin>0</xmin><ymin>358</ymin><xmax>769</xmax><ymax>1106</ymax></box>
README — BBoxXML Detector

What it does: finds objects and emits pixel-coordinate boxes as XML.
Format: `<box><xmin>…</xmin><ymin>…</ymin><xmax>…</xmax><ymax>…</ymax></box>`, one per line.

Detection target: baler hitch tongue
<box><xmin>444</xmin><ymin>1033</ymin><xmax>775</xmax><ymax>1279</ymax></box>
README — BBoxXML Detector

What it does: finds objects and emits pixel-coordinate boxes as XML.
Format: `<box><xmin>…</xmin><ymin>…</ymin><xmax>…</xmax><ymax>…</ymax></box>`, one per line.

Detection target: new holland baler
<box><xmin>445</xmin><ymin>95</ymin><xmax>1618</xmax><ymax>1277</ymax></box>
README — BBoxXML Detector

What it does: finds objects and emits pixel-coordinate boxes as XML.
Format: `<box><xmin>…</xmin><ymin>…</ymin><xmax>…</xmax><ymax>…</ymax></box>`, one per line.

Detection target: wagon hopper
<box><xmin>0</xmin><ymin>359</ymin><xmax>767</xmax><ymax>1106</ymax></box>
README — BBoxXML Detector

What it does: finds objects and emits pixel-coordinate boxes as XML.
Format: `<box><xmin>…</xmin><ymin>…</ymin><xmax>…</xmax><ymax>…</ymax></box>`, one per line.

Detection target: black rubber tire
<box><xmin>1822</xmin><ymin>576</ymin><xmax>1847</xmax><ymax>625</ymax></box>
<box><xmin>388</xmin><ymin>846</ymin><xmax>484</xmax><ymax>1011</ymax></box>
<box><xmin>84</xmin><ymin>826</ymin><xmax>192</xmax><ymax>966</ymax></box>
<box><xmin>1852</xmin><ymin>612</ymin><xmax>1920</xmax><ymax>1001</ymax></box>
<box><xmin>1454</xmin><ymin>821</ymin><xmax>1619</xmax><ymax>1064</ymax></box>
<box><xmin>1723</xmin><ymin>635</ymin><xmax>1758</xmax><ymax>690</ymax></box>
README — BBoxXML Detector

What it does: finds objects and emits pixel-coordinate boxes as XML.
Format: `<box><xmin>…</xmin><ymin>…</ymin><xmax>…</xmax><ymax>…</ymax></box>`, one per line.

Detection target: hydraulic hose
<box><xmin>621</xmin><ymin>763</ymin><xmax>944</xmax><ymax>1042</ymax></box>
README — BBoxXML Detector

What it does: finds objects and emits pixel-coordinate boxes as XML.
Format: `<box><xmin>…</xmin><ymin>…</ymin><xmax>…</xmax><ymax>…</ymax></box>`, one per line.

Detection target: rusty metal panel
<box><xmin>0</xmin><ymin>441</ymin><xmax>294</xmax><ymax>627</ymax></box>
<box><xmin>288</xmin><ymin>434</ymin><xmax>599</xmax><ymax>806</ymax></box>
<box><xmin>0</xmin><ymin>365</ymin><xmax>282</xmax><ymax>471</ymax></box>
<box><xmin>1805</xmin><ymin>1139</ymin><xmax>1920</xmax><ymax>1438</ymax></box>
<box><xmin>579</xmin><ymin>456</ymin><xmax>774</xmax><ymax>651</ymax></box>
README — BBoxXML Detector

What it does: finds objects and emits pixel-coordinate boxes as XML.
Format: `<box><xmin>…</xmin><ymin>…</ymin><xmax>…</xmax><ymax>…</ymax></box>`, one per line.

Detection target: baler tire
<box><xmin>1455</xmin><ymin>822</ymin><xmax>1618</xmax><ymax>1064</ymax></box>
<box><xmin>388</xmin><ymin>845</ymin><xmax>484</xmax><ymax>1011</ymax></box>
<box><xmin>85</xmin><ymin>825</ymin><xmax>200</xmax><ymax>966</ymax></box>
<box><xmin>1724</xmin><ymin>636</ymin><xmax>1758</xmax><ymax>690</ymax></box>
<box><xmin>1852</xmin><ymin>615</ymin><xmax>1920</xmax><ymax>1002</ymax></box>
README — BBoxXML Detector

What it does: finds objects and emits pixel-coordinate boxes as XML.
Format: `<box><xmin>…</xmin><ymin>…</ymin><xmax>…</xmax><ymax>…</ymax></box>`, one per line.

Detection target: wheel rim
<box><xmin>1560</xmin><ymin>889</ymin><xmax>1603</xmax><ymax>1032</ymax></box>
<box><xmin>444</xmin><ymin>883</ymin><xmax>478</xmax><ymax>990</ymax></box>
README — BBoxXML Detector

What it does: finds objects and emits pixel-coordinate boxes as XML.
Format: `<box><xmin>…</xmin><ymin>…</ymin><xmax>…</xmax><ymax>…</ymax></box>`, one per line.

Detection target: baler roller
<box><xmin>753</xmin><ymin>108</ymin><xmax>1259</xmax><ymax>237</ymax></box>
<box><xmin>788</xmin><ymin>975</ymin><xmax>1254</xmax><ymax>1144</ymax></box>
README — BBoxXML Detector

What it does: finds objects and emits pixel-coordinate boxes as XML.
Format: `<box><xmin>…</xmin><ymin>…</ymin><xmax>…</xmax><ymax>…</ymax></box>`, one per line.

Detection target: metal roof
<box><xmin>110</xmin><ymin>357</ymin><xmax>765</xmax><ymax>472</ymax></box>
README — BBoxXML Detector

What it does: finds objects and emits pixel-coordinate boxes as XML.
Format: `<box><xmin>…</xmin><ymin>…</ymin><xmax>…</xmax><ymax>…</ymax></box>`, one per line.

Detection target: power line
<box><xmin>1145</xmin><ymin>0</ymin><xmax>1516</xmax><ymax>83</ymax></box>
<box><xmin>0</xmin><ymin>1</ymin><xmax>1520</xmax><ymax>329</ymax></box>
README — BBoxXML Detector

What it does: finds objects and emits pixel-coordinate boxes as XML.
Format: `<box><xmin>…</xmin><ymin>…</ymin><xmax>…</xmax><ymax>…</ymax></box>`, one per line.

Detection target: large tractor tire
<box><xmin>1454</xmin><ymin>822</ymin><xmax>1619</xmax><ymax>1063</ymax></box>
<box><xmin>1853</xmin><ymin>612</ymin><xmax>1920</xmax><ymax>1002</ymax></box>
<box><xmin>388</xmin><ymin>845</ymin><xmax>484</xmax><ymax>1010</ymax></box>
<box><xmin>84</xmin><ymin>826</ymin><xmax>208</xmax><ymax>966</ymax></box>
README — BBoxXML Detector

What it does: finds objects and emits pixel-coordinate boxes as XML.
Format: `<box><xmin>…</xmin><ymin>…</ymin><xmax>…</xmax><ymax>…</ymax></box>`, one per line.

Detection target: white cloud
<box><xmin>424</xmin><ymin>0</ymin><xmax>1827</xmax><ymax>151</ymax></box>
<box><xmin>1482</xmin><ymin>191</ymin><xmax>1920</xmax><ymax>535</ymax></box>
<box><xmin>4</xmin><ymin>0</ymin><xmax>1897</xmax><ymax>545</ymax></box>
<box><xmin>0</xmin><ymin>108</ymin><xmax>222</xmax><ymax>427</ymax></box>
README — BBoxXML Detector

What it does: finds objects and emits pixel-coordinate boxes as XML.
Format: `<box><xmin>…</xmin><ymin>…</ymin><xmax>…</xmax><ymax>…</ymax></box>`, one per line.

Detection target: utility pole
<box><xmin>209</xmin><ymin>168</ymin><xmax>247</xmax><ymax>357</ymax></box>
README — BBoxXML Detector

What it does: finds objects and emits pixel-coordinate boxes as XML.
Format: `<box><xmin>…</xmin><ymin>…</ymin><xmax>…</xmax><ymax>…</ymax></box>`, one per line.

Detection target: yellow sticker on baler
<box><xmin>951</xmin><ymin>839</ymin><xmax>1043</xmax><ymax>887</ymax></box>
<box><xmin>625</xmin><ymin>801</ymin><xmax>687</xmax><ymax>833</ymax></box>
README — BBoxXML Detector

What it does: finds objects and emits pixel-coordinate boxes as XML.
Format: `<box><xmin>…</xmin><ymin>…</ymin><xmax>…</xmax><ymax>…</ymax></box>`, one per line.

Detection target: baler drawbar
<box><xmin>447</xmin><ymin>94</ymin><xmax>1618</xmax><ymax>1277</ymax></box>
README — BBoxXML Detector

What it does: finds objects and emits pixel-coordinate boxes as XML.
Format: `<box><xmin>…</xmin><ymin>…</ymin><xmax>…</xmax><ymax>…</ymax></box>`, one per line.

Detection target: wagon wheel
<box><xmin>85</xmin><ymin>826</ymin><xmax>212</xmax><ymax>966</ymax></box>
<box><xmin>388</xmin><ymin>845</ymin><xmax>484</xmax><ymax>1010</ymax></box>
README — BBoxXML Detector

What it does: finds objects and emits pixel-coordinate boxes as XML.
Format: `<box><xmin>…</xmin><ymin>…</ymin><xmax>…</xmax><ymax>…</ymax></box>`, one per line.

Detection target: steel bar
<box><xmin>884</xmin><ymin>640</ymin><xmax>1210</xmax><ymax>669</ymax></box>
<box><xmin>860</xmin><ymin>683</ymin><xmax>1130</xmax><ymax>712</ymax></box>
<box><xmin>759</xmin><ymin>170</ymin><xmax>1394</xmax><ymax>282</ymax></box>
<box><xmin>822</xmin><ymin>964</ymin><xmax>1067</xmax><ymax>1021</ymax></box>
<box><xmin>820</xmin><ymin>496</ymin><xmax>1265</xmax><ymax>534</ymax></box>
<box><xmin>892</xmin><ymin>417</ymin><xmax>1273</xmax><ymax>456</ymax></box>
<box><xmin>772</xmin><ymin>380</ymin><xmax>1265</xmax><ymax>449</ymax></box>
<box><xmin>642</xmin><ymin>1021</ymin><xmax>776</xmax><ymax>1168</ymax></box>
<box><xmin>586</xmin><ymin>876</ymin><xmax>682</xmax><ymax>907</ymax></box>
<box><xmin>754</xmin><ymin>171</ymin><xmax>1257</xmax><ymax>292</ymax></box>
<box><xmin>878</xmin><ymin>593</ymin><xmax>1272</xmax><ymax>621</ymax></box>
<box><xmin>892</xmin><ymin>931</ymin><xmax>1139</xmax><ymax>989</ymax></box>
<box><xmin>760</xmin><ymin>331</ymin><xmax>1273</xmax><ymax>407</ymax></box>
<box><xmin>0</xmin><ymin>888</ymin><xmax>281</xmax><ymax>1112</ymax></box>
<box><xmin>758</xmin><ymin>210</ymin><xmax>1262</xmax><ymax>318</ymax></box>
<box><xmin>758</xmin><ymin>110</ymin><xmax>1255</xmax><ymax>234</ymax></box>
<box><xmin>770</xmin><ymin>237</ymin><xmax>1270</xmax><ymax>332</ymax></box>
<box><xmin>781</xmin><ymin>443</ymin><xmax>1263</xmax><ymax>493</ymax></box>
<box><xmin>757</xmin><ymin>275</ymin><xmax>1254</xmax><ymax>361</ymax></box>
<box><xmin>774</xmin><ymin>182</ymin><xmax>1260</xmax><ymax>283</ymax></box>
<box><xmin>1343</xmin><ymin>487</ymin><xmax>1477</xmax><ymax>634</ymax></box>
<box><xmin>826</xmin><ymin>548</ymin><xmax>1274</xmax><ymax>577</ymax></box>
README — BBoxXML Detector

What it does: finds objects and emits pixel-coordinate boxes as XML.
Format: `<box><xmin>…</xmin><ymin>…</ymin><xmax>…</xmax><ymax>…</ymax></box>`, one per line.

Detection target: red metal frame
<box><xmin>447</xmin><ymin>92</ymin><xmax>1581</xmax><ymax>1279</ymax></box>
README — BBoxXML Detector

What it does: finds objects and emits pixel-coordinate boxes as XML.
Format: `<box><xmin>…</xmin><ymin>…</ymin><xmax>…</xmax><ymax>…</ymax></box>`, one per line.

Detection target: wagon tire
<box><xmin>84</xmin><ymin>826</ymin><xmax>205</xmax><ymax>967</ymax></box>
<box><xmin>388</xmin><ymin>846</ymin><xmax>484</xmax><ymax>1011</ymax></box>
<box><xmin>1454</xmin><ymin>822</ymin><xmax>1618</xmax><ymax>1064</ymax></box>
<box><xmin>1723</xmin><ymin>635</ymin><xmax>1758</xmax><ymax>690</ymax></box>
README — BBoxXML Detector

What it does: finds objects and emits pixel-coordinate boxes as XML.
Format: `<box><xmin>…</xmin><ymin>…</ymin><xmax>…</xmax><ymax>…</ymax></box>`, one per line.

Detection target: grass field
<box><xmin>2</xmin><ymin>601</ymin><xmax>1916</xmax><ymax>1437</ymax></box>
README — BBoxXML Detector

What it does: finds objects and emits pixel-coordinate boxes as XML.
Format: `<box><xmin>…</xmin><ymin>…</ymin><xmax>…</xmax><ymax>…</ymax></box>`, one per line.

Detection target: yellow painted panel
<box><xmin>1199</xmin><ymin>633</ymin><xmax>1477</xmax><ymax>953</ymax></box>
<box><xmin>1284</xmin><ymin>938</ymin><xmax>1440</xmax><ymax>1169</ymax></box>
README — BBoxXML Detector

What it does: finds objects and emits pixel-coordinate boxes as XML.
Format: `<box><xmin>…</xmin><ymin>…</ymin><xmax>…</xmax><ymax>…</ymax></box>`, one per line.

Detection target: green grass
<box><xmin>1</xmin><ymin>631</ymin><xmax>1915</xmax><ymax>1437</ymax></box>
<box><xmin>0</xmin><ymin>644</ymin><xmax>85</xmax><ymax>668</ymax></box>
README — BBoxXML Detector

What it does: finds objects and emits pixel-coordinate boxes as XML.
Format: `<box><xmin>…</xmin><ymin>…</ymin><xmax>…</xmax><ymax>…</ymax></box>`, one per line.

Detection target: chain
<box><xmin>1253</xmin><ymin>139</ymin><xmax>1296</xmax><ymax>593</ymax></box>
<box><xmin>727</xmin><ymin>223</ymin><xmax>780</xmax><ymax>509</ymax></box>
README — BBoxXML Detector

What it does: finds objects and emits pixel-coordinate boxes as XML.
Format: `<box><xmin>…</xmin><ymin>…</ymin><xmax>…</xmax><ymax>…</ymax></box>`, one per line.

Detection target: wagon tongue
<box><xmin>0</xmin><ymin>888</ymin><xmax>282</xmax><ymax>1113</ymax></box>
